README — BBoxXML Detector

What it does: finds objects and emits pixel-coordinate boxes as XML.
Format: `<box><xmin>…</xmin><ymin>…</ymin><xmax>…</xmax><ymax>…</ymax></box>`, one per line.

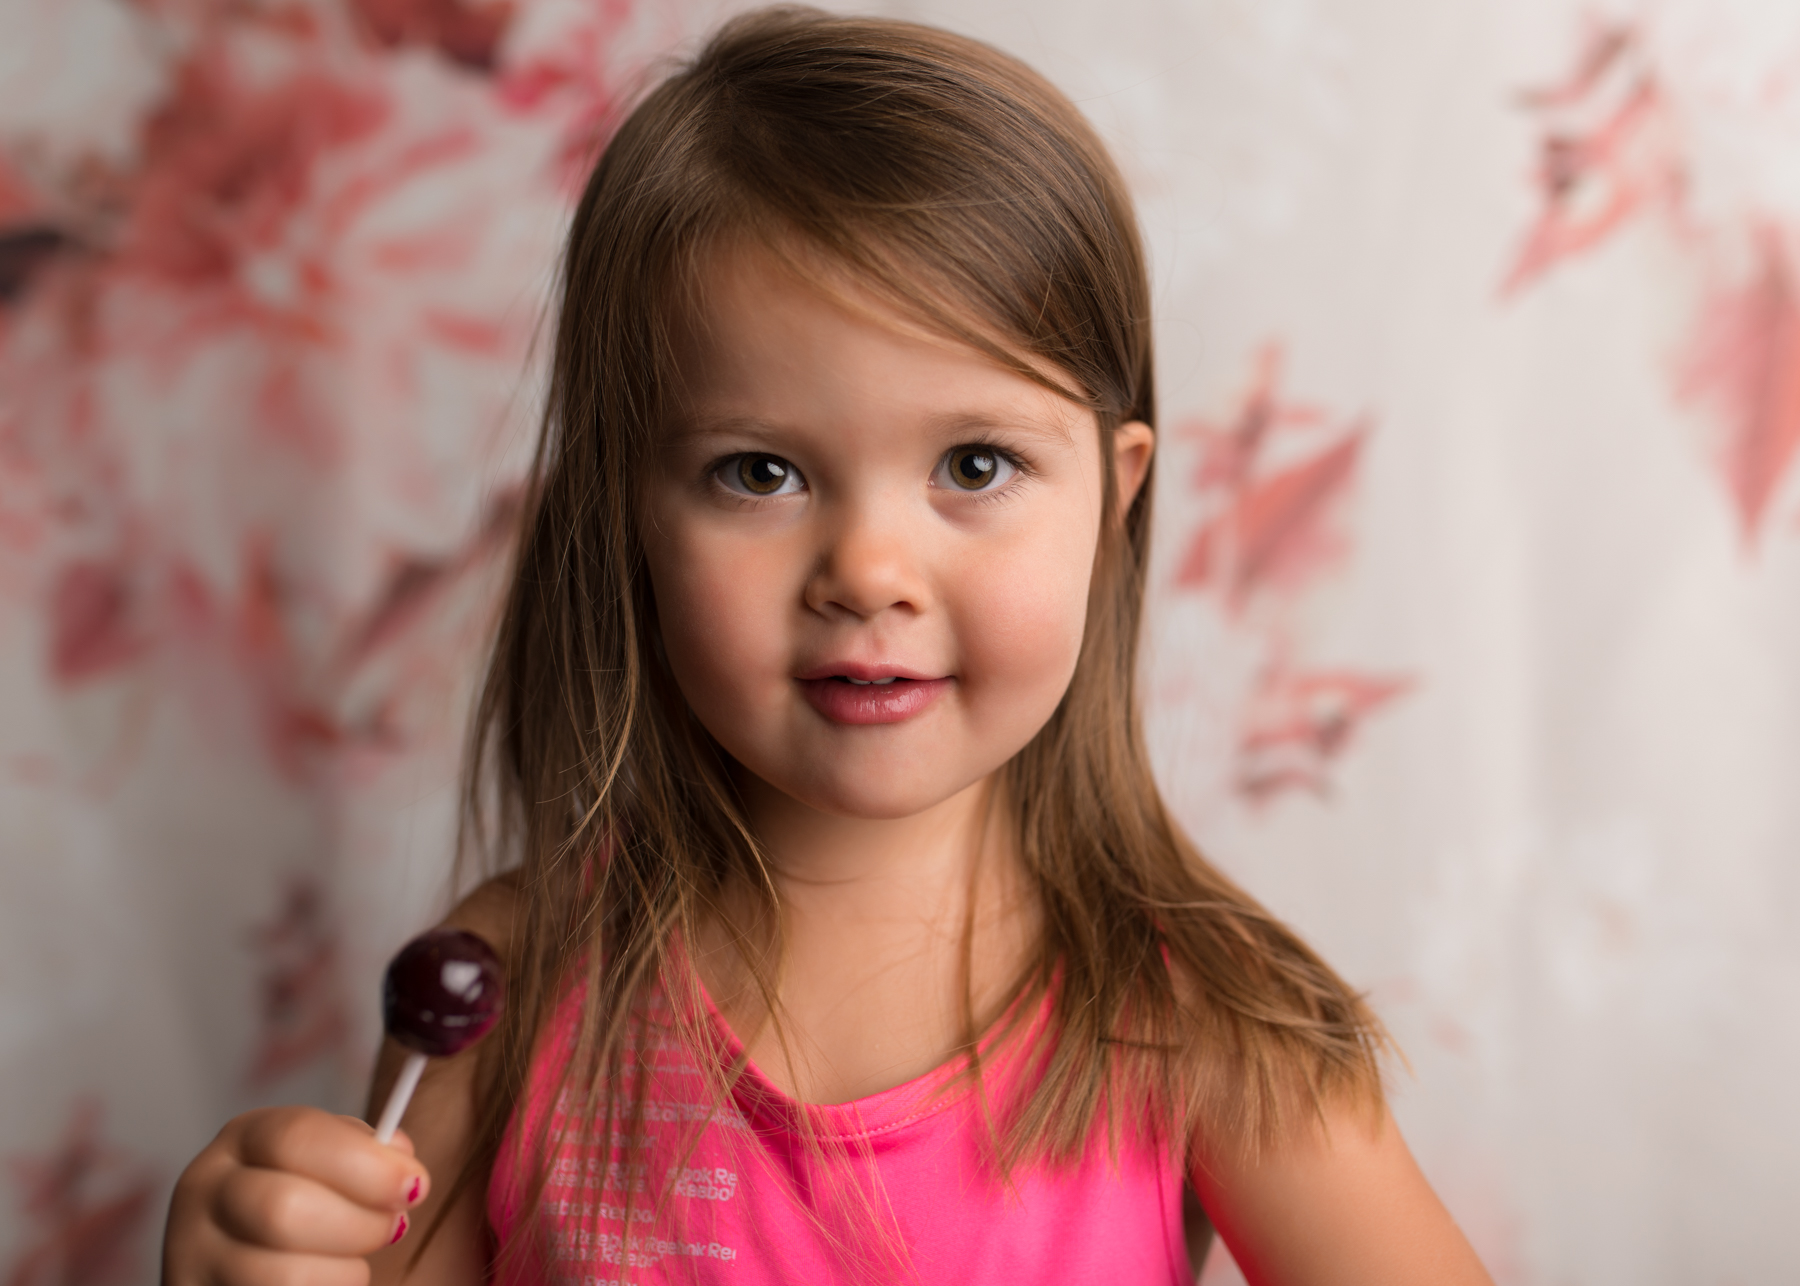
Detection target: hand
<box><xmin>163</xmin><ymin>1107</ymin><xmax>429</xmax><ymax>1286</ymax></box>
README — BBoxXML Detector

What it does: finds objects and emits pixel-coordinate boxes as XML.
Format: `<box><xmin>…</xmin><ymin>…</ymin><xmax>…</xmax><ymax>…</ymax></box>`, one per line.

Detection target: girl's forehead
<box><xmin>681</xmin><ymin>236</ymin><xmax>959</xmax><ymax>351</ymax></box>
<box><xmin>670</xmin><ymin>261</ymin><xmax>1066</xmax><ymax>434</ymax></box>
<box><xmin>670</xmin><ymin>234</ymin><xmax>1088</xmax><ymax>413</ymax></box>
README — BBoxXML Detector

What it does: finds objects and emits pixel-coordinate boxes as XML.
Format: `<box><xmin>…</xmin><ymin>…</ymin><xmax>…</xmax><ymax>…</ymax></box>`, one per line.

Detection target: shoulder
<box><xmin>437</xmin><ymin>871</ymin><xmax>526</xmax><ymax>980</ymax></box>
<box><xmin>1190</xmin><ymin>1099</ymin><xmax>1494</xmax><ymax>1286</ymax></box>
<box><xmin>1155</xmin><ymin>901</ymin><xmax>1390</xmax><ymax>1150</ymax></box>
<box><xmin>1162</xmin><ymin>942</ymin><xmax>1489</xmax><ymax>1284</ymax></box>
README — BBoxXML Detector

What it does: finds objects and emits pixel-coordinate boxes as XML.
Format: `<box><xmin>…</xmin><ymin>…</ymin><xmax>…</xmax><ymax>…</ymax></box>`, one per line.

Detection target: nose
<box><xmin>803</xmin><ymin>497</ymin><xmax>928</xmax><ymax>621</ymax></box>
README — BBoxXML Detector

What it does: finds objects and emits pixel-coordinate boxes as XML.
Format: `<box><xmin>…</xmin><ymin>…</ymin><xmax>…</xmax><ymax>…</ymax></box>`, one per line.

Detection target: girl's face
<box><xmin>641</xmin><ymin>242</ymin><xmax>1152</xmax><ymax>821</ymax></box>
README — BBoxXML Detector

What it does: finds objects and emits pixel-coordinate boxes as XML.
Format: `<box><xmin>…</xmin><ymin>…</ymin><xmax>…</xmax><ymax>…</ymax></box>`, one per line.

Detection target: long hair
<box><xmin>442</xmin><ymin>3</ymin><xmax>1387</xmax><ymax>1262</ymax></box>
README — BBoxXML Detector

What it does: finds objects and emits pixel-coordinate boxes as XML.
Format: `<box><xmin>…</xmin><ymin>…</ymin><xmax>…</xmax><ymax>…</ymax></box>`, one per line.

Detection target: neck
<box><xmin>698</xmin><ymin>771</ymin><xmax>1037</xmax><ymax>1103</ymax></box>
<box><xmin>742</xmin><ymin>771</ymin><xmax>1009</xmax><ymax>920</ymax></box>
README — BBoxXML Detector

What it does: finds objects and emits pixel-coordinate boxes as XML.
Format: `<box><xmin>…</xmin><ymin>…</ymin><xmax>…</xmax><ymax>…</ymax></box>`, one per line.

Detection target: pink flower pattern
<box><xmin>1173</xmin><ymin>343</ymin><xmax>1413</xmax><ymax>803</ymax></box>
<box><xmin>1508</xmin><ymin>18</ymin><xmax>1800</xmax><ymax>546</ymax></box>
<box><xmin>1503</xmin><ymin>22</ymin><xmax>1676</xmax><ymax>297</ymax></box>
<box><xmin>3</xmin><ymin>1101</ymin><xmax>155</xmax><ymax>1286</ymax></box>
<box><xmin>1676</xmin><ymin>226</ymin><xmax>1800</xmax><ymax>541</ymax></box>
<box><xmin>244</xmin><ymin>875</ymin><xmax>351</xmax><ymax>1087</ymax></box>
<box><xmin>0</xmin><ymin>0</ymin><xmax>640</xmax><ymax>779</ymax></box>
<box><xmin>0</xmin><ymin>9</ymin><xmax>651</xmax><ymax>1276</ymax></box>
<box><xmin>353</xmin><ymin>0</ymin><xmax>517</xmax><ymax>70</ymax></box>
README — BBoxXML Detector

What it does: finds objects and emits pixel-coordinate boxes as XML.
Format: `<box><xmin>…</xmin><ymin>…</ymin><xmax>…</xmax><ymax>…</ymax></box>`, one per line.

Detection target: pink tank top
<box><xmin>486</xmin><ymin>974</ymin><xmax>1190</xmax><ymax>1284</ymax></box>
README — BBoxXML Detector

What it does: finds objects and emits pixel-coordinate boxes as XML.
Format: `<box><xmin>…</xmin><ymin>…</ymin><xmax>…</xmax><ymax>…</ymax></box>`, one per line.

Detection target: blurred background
<box><xmin>2</xmin><ymin>0</ymin><xmax>1797</xmax><ymax>1282</ymax></box>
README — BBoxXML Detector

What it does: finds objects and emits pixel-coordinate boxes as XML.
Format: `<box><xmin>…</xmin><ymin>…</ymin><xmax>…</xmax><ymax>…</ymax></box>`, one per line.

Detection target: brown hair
<box><xmin>444</xmin><ymin>3</ymin><xmax>1386</xmax><ymax>1264</ymax></box>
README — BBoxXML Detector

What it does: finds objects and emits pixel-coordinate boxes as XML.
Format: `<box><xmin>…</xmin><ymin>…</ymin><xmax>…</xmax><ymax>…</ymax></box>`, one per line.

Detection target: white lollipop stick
<box><xmin>374</xmin><ymin>1051</ymin><xmax>429</xmax><ymax>1144</ymax></box>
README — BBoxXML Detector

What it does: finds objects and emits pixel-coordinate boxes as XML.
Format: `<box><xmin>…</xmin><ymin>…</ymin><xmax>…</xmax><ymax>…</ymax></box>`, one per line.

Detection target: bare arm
<box><xmin>364</xmin><ymin>878</ymin><xmax>522</xmax><ymax>1286</ymax></box>
<box><xmin>1192</xmin><ymin>1104</ymin><xmax>1493</xmax><ymax>1286</ymax></box>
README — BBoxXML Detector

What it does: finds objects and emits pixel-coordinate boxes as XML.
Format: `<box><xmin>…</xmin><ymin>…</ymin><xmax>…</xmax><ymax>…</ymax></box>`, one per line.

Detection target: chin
<box><xmin>784</xmin><ymin>761</ymin><xmax>983</xmax><ymax>821</ymax></box>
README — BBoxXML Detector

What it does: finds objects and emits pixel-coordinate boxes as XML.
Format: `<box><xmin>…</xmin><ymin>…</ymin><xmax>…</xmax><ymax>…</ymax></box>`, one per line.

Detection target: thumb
<box><xmin>344</xmin><ymin>1115</ymin><xmax>419</xmax><ymax>1159</ymax></box>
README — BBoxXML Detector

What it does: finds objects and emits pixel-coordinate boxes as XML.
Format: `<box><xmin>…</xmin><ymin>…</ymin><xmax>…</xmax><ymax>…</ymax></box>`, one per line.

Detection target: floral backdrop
<box><xmin>2</xmin><ymin>1</ymin><xmax>1796</xmax><ymax>1283</ymax></box>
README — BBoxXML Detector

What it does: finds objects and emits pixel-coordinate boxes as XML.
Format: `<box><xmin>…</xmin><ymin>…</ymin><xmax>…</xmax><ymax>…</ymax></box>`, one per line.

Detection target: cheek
<box><xmin>953</xmin><ymin>521</ymin><xmax>1097</xmax><ymax>710</ymax></box>
<box><xmin>643</xmin><ymin>520</ymin><xmax>799</xmax><ymax>737</ymax></box>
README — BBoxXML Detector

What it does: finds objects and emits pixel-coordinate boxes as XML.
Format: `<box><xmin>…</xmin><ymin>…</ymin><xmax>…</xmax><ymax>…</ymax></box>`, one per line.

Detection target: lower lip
<box><xmin>798</xmin><ymin>677</ymin><xmax>951</xmax><ymax>725</ymax></box>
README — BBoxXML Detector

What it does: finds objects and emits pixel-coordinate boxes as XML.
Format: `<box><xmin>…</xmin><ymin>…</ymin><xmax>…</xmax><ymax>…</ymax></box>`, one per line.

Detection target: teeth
<box><xmin>844</xmin><ymin>676</ymin><xmax>900</xmax><ymax>685</ymax></box>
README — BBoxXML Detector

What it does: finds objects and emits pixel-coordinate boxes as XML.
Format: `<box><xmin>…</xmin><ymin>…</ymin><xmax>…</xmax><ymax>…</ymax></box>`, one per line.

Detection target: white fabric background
<box><xmin>1</xmin><ymin>1</ymin><xmax>1795</xmax><ymax>1281</ymax></box>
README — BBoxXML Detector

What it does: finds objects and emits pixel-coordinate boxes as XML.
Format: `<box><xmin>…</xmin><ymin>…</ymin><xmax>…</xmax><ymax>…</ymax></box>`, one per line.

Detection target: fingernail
<box><xmin>406</xmin><ymin>1177</ymin><xmax>422</xmax><ymax>1205</ymax></box>
<box><xmin>390</xmin><ymin>1214</ymin><xmax>409</xmax><ymax>1245</ymax></box>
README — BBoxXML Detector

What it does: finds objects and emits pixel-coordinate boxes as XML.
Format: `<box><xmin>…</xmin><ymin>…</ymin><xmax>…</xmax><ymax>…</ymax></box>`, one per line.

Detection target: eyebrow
<box><xmin>921</xmin><ymin>410</ymin><xmax>1079</xmax><ymax>444</ymax></box>
<box><xmin>664</xmin><ymin>415</ymin><xmax>787</xmax><ymax>445</ymax></box>
<box><xmin>667</xmin><ymin>408</ymin><xmax>1079</xmax><ymax>447</ymax></box>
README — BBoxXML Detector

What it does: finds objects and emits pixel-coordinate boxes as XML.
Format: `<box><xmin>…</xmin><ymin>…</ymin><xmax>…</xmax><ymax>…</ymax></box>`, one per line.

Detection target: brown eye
<box><xmin>733</xmin><ymin>454</ymin><xmax>795</xmax><ymax>495</ymax></box>
<box><xmin>944</xmin><ymin>446</ymin><xmax>1000</xmax><ymax>490</ymax></box>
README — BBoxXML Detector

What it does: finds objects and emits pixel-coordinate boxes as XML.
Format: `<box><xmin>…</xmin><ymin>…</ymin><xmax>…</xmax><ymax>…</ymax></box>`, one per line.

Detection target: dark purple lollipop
<box><xmin>383</xmin><ymin>928</ymin><xmax>504</xmax><ymax>1056</ymax></box>
<box><xmin>372</xmin><ymin>928</ymin><xmax>504</xmax><ymax>1143</ymax></box>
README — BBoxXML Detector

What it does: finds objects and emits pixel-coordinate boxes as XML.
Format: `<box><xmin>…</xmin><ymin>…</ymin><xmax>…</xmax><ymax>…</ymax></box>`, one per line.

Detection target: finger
<box><xmin>211</xmin><ymin>1238</ymin><xmax>370</xmax><ymax>1286</ymax></box>
<box><xmin>236</xmin><ymin>1109</ymin><xmax>427</xmax><ymax>1213</ymax></box>
<box><xmin>333</xmin><ymin>1116</ymin><xmax>417</xmax><ymax>1161</ymax></box>
<box><xmin>215</xmin><ymin>1165</ymin><xmax>406</xmax><ymax>1258</ymax></box>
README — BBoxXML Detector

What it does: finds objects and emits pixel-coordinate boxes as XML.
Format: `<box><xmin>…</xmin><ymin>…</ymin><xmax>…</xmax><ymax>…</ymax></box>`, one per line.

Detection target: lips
<box><xmin>796</xmin><ymin>669</ymin><xmax>951</xmax><ymax>725</ymax></box>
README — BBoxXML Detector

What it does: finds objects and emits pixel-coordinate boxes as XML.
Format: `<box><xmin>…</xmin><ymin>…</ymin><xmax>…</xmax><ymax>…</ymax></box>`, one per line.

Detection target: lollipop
<box><xmin>372</xmin><ymin>928</ymin><xmax>505</xmax><ymax>1144</ymax></box>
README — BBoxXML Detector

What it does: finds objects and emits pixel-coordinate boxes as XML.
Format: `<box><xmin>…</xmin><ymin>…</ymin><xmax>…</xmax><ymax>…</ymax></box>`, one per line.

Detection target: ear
<box><xmin>1112</xmin><ymin>420</ymin><xmax>1155</xmax><ymax>518</ymax></box>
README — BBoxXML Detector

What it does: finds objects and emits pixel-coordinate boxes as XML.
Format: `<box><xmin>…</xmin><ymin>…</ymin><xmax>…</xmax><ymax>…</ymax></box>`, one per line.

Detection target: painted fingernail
<box><xmin>406</xmin><ymin>1176</ymin><xmax>422</xmax><ymax>1205</ymax></box>
<box><xmin>390</xmin><ymin>1214</ymin><xmax>409</xmax><ymax>1245</ymax></box>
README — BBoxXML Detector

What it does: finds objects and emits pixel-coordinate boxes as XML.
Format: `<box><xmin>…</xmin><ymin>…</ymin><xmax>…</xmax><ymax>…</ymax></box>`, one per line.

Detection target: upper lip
<box><xmin>794</xmin><ymin>662</ymin><xmax>942</xmax><ymax>682</ymax></box>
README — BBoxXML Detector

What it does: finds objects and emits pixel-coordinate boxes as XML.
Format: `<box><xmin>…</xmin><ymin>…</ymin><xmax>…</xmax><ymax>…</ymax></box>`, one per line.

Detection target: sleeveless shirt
<box><xmin>487</xmin><ymin>977</ymin><xmax>1191</xmax><ymax>1284</ymax></box>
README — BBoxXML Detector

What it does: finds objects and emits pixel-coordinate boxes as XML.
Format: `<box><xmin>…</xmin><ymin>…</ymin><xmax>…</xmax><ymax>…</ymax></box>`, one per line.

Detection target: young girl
<box><xmin>163</xmin><ymin>10</ymin><xmax>1494</xmax><ymax>1284</ymax></box>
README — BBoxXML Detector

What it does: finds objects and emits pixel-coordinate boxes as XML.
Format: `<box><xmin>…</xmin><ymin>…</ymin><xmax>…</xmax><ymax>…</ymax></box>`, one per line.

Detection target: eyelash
<box><xmin>711</xmin><ymin>453</ymin><xmax>806</xmax><ymax>500</ymax></box>
<box><xmin>707</xmin><ymin>442</ymin><xmax>1033</xmax><ymax>504</ymax></box>
<box><xmin>934</xmin><ymin>439</ymin><xmax>1030</xmax><ymax>503</ymax></box>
